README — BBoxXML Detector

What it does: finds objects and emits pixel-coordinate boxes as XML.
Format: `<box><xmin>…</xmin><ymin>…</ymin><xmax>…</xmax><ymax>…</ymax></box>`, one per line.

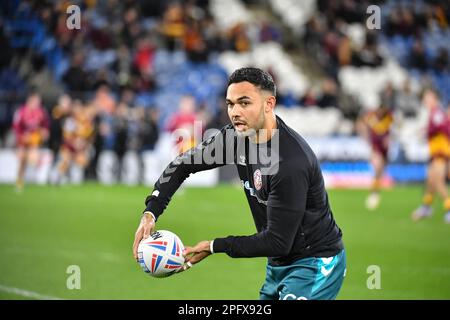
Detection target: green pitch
<box><xmin>0</xmin><ymin>183</ymin><xmax>449</xmax><ymax>300</ymax></box>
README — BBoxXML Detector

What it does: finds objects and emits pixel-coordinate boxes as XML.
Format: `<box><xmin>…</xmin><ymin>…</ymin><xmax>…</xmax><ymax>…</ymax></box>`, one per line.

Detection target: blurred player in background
<box><xmin>357</xmin><ymin>104</ymin><xmax>393</xmax><ymax>210</ymax></box>
<box><xmin>411</xmin><ymin>89</ymin><xmax>450</xmax><ymax>224</ymax></box>
<box><xmin>12</xmin><ymin>93</ymin><xmax>50</xmax><ymax>192</ymax></box>
<box><xmin>446</xmin><ymin>103</ymin><xmax>450</xmax><ymax>183</ymax></box>
<box><xmin>166</xmin><ymin>95</ymin><xmax>200</xmax><ymax>155</ymax></box>
<box><xmin>49</xmin><ymin>94</ymin><xmax>73</xmax><ymax>157</ymax></box>
<box><xmin>53</xmin><ymin>101</ymin><xmax>95</xmax><ymax>184</ymax></box>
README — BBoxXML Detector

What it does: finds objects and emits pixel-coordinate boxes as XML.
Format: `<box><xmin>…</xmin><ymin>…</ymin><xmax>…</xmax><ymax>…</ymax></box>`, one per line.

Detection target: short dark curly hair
<box><xmin>228</xmin><ymin>67</ymin><xmax>276</xmax><ymax>97</ymax></box>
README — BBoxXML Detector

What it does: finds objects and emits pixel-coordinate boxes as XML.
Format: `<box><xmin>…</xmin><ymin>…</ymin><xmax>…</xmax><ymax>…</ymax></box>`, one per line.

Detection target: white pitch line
<box><xmin>0</xmin><ymin>284</ymin><xmax>63</xmax><ymax>300</ymax></box>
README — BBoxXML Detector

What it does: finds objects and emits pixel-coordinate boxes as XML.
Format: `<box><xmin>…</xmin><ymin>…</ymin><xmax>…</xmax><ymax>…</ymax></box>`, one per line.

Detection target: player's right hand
<box><xmin>132</xmin><ymin>212</ymin><xmax>155</xmax><ymax>261</ymax></box>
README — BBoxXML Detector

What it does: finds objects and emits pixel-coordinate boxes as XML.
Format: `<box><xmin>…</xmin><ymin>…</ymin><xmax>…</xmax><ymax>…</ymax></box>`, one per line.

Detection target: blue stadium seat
<box><xmin>135</xmin><ymin>93</ymin><xmax>156</xmax><ymax>108</ymax></box>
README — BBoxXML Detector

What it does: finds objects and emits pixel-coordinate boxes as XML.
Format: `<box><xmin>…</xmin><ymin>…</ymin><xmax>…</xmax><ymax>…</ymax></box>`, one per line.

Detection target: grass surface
<box><xmin>0</xmin><ymin>183</ymin><xmax>449</xmax><ymax>299</ymax></box>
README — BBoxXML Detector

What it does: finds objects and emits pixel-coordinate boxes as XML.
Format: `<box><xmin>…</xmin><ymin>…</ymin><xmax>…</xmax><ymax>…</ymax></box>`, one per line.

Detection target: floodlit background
<box><xmin>0</xmin><ymin>0</ymin><xmax>449</xmax><ymax>299</ymax></box>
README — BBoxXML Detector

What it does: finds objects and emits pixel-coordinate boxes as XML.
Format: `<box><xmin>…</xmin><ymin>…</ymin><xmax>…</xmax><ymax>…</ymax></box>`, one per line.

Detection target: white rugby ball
<box><xmin>137</xmin><ymin>230</ymin><xmax>185</xmax><ymax>278</ymax></box>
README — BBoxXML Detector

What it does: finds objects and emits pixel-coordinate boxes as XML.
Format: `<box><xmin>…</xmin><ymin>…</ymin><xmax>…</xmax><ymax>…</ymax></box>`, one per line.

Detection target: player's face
<box><xmin>26</xmin><ymin>95</ymin><xmax>41</xmax><ymax>109</ymax></box>
<box><xmin>226</xmin><ymin>81</ymin><xmax>269</xmax><ymax>137</ymax></box>
<box><xmin>422</xmin><ymin>91</ymin><xmax>439</xmax><ymax>110</ymax></box>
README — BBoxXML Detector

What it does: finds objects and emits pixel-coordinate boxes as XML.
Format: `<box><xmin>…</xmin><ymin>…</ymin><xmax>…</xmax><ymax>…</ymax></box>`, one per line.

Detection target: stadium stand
<box><xmin>0</xmin><ymin>0</ymin><xmax>449</xmax><ymax>185</ymax></box>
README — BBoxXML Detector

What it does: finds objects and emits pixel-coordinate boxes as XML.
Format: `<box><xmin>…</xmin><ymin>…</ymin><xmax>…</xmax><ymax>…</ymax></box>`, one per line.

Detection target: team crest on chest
<box><xmin>253</xmin><ymin>169</ymin><xmax>262</xmax><ymax>191</ymax></box>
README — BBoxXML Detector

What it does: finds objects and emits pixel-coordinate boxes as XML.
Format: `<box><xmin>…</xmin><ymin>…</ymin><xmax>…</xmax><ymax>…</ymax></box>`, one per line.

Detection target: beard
<box><xmin>235</xmin><ymin>127</ymin><xmax>256</xmax><ymax>138</ymax></box>
<box><xmin>234</xmin><ymin>105</ymin><xmax>266</xmax><ymax>139</ymax></box>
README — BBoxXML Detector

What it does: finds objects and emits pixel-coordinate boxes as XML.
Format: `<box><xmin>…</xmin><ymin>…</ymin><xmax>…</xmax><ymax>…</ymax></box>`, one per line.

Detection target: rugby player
<box><xmin>55</xmin><ymin>101</ymin><xmax>95</xmax><ymax>184</ymax></box>
<box><xmin>133</xmin><ymin>68</ymin><xmax>346</xmax><ymax>300</ymax></box>
<box><xmin>12</xmin><ymin>93</ymin><xmax>50</xmax><ymax>192</ymax></box>
<box><xmin>412</xmin><ymin>89</ymin><xmax>450</xmax><ymax>223</ymax></box>
<box><xmin>357</xmin><ymin>104</ymin><xmax>393</xmax><ymax>210</ymax></box>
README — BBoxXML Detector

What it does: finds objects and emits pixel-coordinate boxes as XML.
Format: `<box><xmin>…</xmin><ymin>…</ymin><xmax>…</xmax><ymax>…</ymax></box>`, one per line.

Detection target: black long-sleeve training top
<box><xmin>144</xmin><ymin>116</ymin><xmax>343</xmax><ymax>266</ymax></box>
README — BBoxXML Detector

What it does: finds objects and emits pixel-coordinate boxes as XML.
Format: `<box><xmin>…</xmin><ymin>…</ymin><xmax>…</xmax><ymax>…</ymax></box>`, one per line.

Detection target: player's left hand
<box><xmin>178</xmin><ymin>241</ymin><xmax>212</xmax><ymax>272</ymax></box>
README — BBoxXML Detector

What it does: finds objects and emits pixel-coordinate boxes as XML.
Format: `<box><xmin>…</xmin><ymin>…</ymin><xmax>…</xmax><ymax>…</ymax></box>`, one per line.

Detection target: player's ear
<box><xmin>265</xmin><ymin>95</ymin><xmax>276</xmax><ymax>112</ymax></box>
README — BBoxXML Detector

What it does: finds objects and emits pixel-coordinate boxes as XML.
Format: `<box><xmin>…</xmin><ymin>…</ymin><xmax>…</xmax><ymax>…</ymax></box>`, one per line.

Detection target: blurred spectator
<box><xmin>27</xmin><ymin>54</ymin><xmax>63</xmax><ymax>107</ymax></box>
<box><xmin>93</xmin><ymin>85</ymin><xmax>117</xmax><ymax>151</ymax></box>
<box><xmin>409</xmin><ymin>40</ymin><xmax>428</xmax><ymax>71</ymax></box>
<box><xmin>300</xmin><ymin>88</ymin><xmax>319</xmax><ymax>107</ymax></box>
<box><xmin>89</xmin><ymin>25</ymin><xmax>113</xmax><ymax>51</ymax></box>
<box><xmin>334</xmin><ymin>0</ymin><xmax>365</xmax><ymax>24</ymax></box>
<box><xmin>386</xmin><ymin>6</ymin><xmax>418</xmax><ymax>37</ymax></box>
<box><xmin>259</xmin><ymin>20</ymin><xmax>282</xmax><ymax>43</ymax></box>
<box><xmin>120</xmin><ymin>6</ymin><xmax>143</xmax><ymax>48</ymax></box>
<box><xmin>54</xmin><ymin>6</ymin><xmax>77</xmax><ymax>50</ymax></box>
<box><xmin>92</xmin><ymin>85</ymin><xmax>117</xmax><ymax>115</ymax></box>
<box><xmin>0</xmin><ymin>24</ymin><xmax>14</xmax><ymax>69</ymax></box>
<box><xmin>112</xmin><ymin>44</ymin><xmax>133</xmax><ymax>88</ymax></box>
<box><xmin>138</xmin><ymin>107</ymin><xmax>160</xmax><ymax>151</ymax></box>
<box><xmin>131</xmin><ymin>36</ymin><xmax>156</xmax><ymax>92</ymax></box>
<box><xmin>318</xmin><ymin>78</ymin><xmax>339</xmax><ymax>109</ymax></box>
<box><xmin>114</xmin><ymin>102</ymin><xmax>129</xmax><ymax>162</ymax></box>
<box><xmin>49</xmin><ymin>94</ymin><xmax>73</xmax><ymax>156</ymax></box>
<box><xmin>92</xmin><ymin>68</ymin><xmax>115</xmax><ymax>91</ymax></box>
<box><xmin>201</xmin><ymin>14</ymin><xmax>226</xmax><ymax>53</ymax></box>
<box><xmin>184</xmin><ymin>18</ymin><xmax>209</xmax><ymax>62</ymax></box>
<box><xmin>228</xmin><ymin>23</ymin><xmax>251</xmax><ymax>52</ymax></box>
<box><xmin>62</xmin><ymin>52</ymin><xmax>92</xmax><ymax>98</ymax></box>
<box><xmin>119</xmin><ymin>87</ymin><xmax>136</xmax><ymax>107</ymax></box>
<box><xmin>133</xmin><ymin>36</ymin><xmax>155</xmax><ymax>76</ymax></box>
<box><xmin>338</xmin><ymin>91</ymin><xmax>361</xmax><ymax>121</ymax></box>
<box><xmin>303</xmin><ymin>16</ymin><xmax>327</xmax><ymax>56</ymax></box>
<box><xmin>433</xmin><ymin>48</ymin><xmax>449</xmax><ymax>73</ymax></box>
<box><xmin>351</xmin><ymin>32</ymin><xmax>383</xmax><ymax>68</ymax></box>
<box><xmin>337</xmin><ymin>35</ymin><xmax>352</xmax><ymax>66</ymax></box>
<box><xmin>140</xmin><ymin>0</ymin><xmax>166</xmax><ymax>18</ymax></box>
<box><xmin>380</xmin><ymin>83</ymin><xmax>397</xmax><ymax>111</ymax></box>
<box><xmin>0</xmin><ymin>107</ymin><xmax>11</xmax><ymax>147</ymax></box>
<box><xmin>160</xmin><ymin>2</ymin><xmax>186</xmax><ymax>51</ymax></box>
<box><xmin>395</xmin><ymin>80</ymin><xmax>420</xmax><ymax>118</ymax></box>
<box><xmin>166</xmin><ymin>95</ymin><xmax>199</xmax><ymax>154</ymax></box>
<box><xmin>0</xmin><ymin>67</ymin><xmax>25</xmax><ymax>147</ymax></box>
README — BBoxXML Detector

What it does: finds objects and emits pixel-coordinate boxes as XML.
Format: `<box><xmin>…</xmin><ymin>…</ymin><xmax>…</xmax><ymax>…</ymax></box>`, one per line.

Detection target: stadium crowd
<box><xmin>302</xmin><ymin>0</ymin><xmax>450</xmax><ymax>111</ymax></box>
<box><xmin>0</xmin><ymin>0</ymin><xmax>449</xmax><ymax>184</ymax></box>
